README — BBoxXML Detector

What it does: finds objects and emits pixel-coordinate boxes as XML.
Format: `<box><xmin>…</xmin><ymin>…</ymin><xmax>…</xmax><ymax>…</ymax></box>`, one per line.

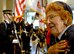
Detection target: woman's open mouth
<box><xmin>49</xmin><ymin>23</ymin><xmax>55</xmax><ymax>28</ymax></box>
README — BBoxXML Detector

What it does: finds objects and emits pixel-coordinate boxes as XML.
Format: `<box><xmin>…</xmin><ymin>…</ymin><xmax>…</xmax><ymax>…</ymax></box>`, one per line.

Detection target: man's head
<box><xmin>3</xmin><ymin>10</ymin><xmax>12</xmax><ymax>15</ymax></box>
<box><xmin>46</xmin><ymin>1</ymin><xmax>73</xmax><ymax>37</ymax></box>
<box><xmin>3</xmin><ymin>10</ymin><xmax>13</xmax><ymax>23</ymax></box>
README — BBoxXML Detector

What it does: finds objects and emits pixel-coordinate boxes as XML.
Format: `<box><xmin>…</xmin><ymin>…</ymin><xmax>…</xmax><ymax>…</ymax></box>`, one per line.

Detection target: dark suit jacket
<box><xmin>49</xmin><ymin>24</ymin><xmax>74</xmax><ymax>54</ymax></box>
<box><xmin>0</xmin><ymin>22</ymin><xmax>10</xmax><ymax>52</ymax></box>
<box><xmin>0</xmin><ymin>22</ymin><xmax>8</xmax><ymax>41</ymax></box>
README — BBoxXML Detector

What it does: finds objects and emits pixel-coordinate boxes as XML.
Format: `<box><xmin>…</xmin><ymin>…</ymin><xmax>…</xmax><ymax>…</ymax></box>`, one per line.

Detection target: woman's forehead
<box><xmin>46</xmin><ymin>11</ymin><xmax>59</xmax><ymax>18</ymax></box>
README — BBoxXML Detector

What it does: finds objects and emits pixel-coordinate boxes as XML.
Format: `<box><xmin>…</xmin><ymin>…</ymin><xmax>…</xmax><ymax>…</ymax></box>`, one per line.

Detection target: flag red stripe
<box><xmin>15</xmin><ymin>0</ymin><xmax>26</xmax><ymax>21</ymax></box>
<box><xmin>21</xmin><ymin>0</ymin><xmax>25</xmax><ymax>4</ymax></box>
<box><xmin>18</xmin><ymin>0</ymin><xmax>22</xmax><ymax>11</ymax></box>
<box><xmin>21</xmin><ymin>0</ymin><xmax>25</xmax><ymax>10</ymax></box>
<box><xmin>23</xmin><ymin>5</ymin><xmax>26</xmax><ymax>9</ymax></box>
<box><xmin>15</xmin><ymin>3</ymin><xmax>20</xmax><ymax>16</ymax></box>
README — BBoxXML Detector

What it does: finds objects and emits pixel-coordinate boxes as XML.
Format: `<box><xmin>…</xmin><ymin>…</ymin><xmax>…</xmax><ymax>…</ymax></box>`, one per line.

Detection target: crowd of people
<box><xmin>0</xmin><ymin>9</ymin><xmax>47</xmax><ymax>54</ymax></box>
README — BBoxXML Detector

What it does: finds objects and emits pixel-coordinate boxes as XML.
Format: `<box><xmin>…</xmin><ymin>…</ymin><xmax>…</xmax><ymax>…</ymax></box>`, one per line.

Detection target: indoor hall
<box><xmin>0</xmin><ymin>0</ymin><xmax>74</xmax><ymax>54</ymax></box>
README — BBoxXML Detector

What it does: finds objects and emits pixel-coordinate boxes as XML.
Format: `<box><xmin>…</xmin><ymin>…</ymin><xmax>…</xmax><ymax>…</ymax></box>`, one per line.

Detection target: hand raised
<box><xmin>48</xmin><ymin>40</ymin><xmax>68</xmax><ymax>54</ymax></box>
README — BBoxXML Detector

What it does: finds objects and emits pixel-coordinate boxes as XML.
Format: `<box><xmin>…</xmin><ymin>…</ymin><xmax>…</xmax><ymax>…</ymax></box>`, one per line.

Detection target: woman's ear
<box><xmin>63</xmin><ymin>20</ymin><xmax>68</xmax><ymax>26</ymax></box>
<box><xmin>64</xmin><ymin>20</ymin><xmax>67</xmax><ymax>25</ymax></box>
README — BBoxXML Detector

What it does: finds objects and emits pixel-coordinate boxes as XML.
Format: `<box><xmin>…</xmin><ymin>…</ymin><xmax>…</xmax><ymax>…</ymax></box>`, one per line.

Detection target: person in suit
<box><xmin>21</xmin><ymin>29</ymin><xmax>27</xmax><ymax>50</ymax></box>
<box><xmin>0</xmin><ymin>22</ymin><xmax>7</xmax><ymax>54</ymax></box>
<box><xmin>0</xmin><ymin>10</ymin><xmax>13</xmax><ymax>54</ymax></box>
<box><xmin>45</xmin><ymin>1</ymin><xmax>74</xmax><ymax>54</ymax></box>
<box><xmin>2</xmin><ymin>10</ymin><xmax>21</xmax><ymax>54</ymax></box>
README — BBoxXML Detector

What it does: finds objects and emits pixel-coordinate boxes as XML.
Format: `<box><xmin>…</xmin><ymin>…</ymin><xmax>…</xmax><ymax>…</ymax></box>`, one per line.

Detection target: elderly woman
<box><xmin>46</xmin><ymin>1</ymin><xmax>74</xmax><ymax>54</ymax></box>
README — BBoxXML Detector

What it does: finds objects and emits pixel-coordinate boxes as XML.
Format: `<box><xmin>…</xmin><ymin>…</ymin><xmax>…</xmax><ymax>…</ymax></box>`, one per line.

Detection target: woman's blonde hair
<box><xmin>46</xmin><ymin>1</ymin><xmax>73</xmax><ymax>26</ymax></box>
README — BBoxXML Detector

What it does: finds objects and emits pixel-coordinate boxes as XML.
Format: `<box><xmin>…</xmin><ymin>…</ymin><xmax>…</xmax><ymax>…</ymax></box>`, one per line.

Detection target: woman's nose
<box><xmin>47</xmin><ymin>19</ymin><xmax>51</xmax><ymax>24</ymax></box>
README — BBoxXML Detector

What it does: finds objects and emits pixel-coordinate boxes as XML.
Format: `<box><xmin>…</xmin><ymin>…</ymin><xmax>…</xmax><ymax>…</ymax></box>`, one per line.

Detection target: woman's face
<box><xmin>46</xmin><ymin>11</ymin><xmax>66</xmax><ymax>37</ymax></box>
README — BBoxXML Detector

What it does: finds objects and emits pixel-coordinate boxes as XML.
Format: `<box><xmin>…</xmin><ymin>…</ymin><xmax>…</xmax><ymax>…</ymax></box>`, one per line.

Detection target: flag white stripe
<box><xmin>16</xmin><ymin>0</ymin><xmax>22</xmax><ymax>16</ymax></box>
<box><xmin>15</xmin><ymin>0</ymin><xmax>26</xmax><ymax>21</ymax></box>
<box><xmin>21</xmin><ymin>0</ymin><xmax>26</xmax><ymax>9</ymax></box>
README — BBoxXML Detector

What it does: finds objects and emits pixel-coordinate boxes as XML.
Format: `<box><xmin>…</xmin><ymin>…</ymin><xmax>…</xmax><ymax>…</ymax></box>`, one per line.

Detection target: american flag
<box><xmin>15</xmin><ymin>0</ymin><xmax>26</xmax><ymax>21</ymax></box>
<box><xmin>30</xmin><ymin>0</ymin><xmax>43</xmax><ymax>16</ymax></box>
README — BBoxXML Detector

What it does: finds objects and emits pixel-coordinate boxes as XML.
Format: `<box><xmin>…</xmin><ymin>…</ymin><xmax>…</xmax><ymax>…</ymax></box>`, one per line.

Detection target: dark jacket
<box><xmin>49</xmin><ymin>24</ymin><xmax>74</xmax><ymax>54</ymax></box>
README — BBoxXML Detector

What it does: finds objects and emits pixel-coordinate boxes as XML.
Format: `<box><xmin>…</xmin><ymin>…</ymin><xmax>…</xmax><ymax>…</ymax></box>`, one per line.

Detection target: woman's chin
<box><xmin>51</xmin><ymin>31</ymin><xmax>59</xmax><ymax>37</ymax></box>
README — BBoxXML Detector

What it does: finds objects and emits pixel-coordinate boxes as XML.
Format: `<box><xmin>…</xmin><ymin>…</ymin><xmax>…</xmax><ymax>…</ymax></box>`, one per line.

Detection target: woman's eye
<box><xmin>49</xmin><ymin>15</ymin><xmax>58</xmax><ymax>19</ymax></box>
<box><xmin>49</xmin><ymin>15</ymin><xmax>55</xmax><ymax>19</ymax></box>
<box><xmin>50</xmin><ymin>16</ymin><xmax>54</xmax><ymax>18</ymax></box>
